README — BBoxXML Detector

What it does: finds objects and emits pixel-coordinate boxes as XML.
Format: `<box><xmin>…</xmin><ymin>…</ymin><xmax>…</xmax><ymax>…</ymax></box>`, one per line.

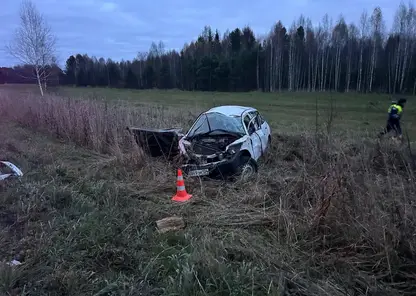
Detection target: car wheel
<box><xmin>236</xmin><ymin>157</ymin><xmax>257</xmax><ymax>183</ymax></box>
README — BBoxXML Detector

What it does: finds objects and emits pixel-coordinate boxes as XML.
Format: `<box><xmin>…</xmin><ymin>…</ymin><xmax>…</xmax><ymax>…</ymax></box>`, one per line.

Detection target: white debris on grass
<box><xmin>0</xmin><ymin>161</ymin><xmax>23</xmax><ymax>181</ymax></box>
<box><xmin>6</xmin><ymin>259</ymin><xmax>22</xmax><ymax>266</ymax></box>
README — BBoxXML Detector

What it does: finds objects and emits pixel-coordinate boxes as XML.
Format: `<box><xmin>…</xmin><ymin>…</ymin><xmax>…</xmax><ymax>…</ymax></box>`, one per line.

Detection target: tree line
<box><xmin>4</xmin><ymin>2</ymin><xmax>416</xmax><ymax>94</ymax></box>
<box><xmin>0</xmin><ymin>65</ymin><xmax>61</xmax><ymax>85</ymax></box>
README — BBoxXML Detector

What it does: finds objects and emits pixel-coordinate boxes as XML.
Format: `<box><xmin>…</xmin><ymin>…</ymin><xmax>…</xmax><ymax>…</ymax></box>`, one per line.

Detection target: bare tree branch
<box><xmin>5</xmin><ymin>0</ymin><xmax>57</xmax><ymax>96</ymax></box>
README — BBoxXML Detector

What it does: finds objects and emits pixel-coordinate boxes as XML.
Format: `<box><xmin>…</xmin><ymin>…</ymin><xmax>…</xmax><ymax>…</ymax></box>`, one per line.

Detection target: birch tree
<box><xmin>357</xmin><ymin>10</ymin><xmax>369</xmax><ymax>92</ymax></box>
<box><xmin>368</xmin><ymin>7</ymin><xmax>383</xmax><ymax>92</ymax></box>
<box><xmin>390</xmin><ymin>4</ymin><xmax>409</xmax><ymax>93</ymax></box>
<box><xmin>332</xmin><ymin>17</ymin><xmax>348</xmax><ymax>91</ymax></box>
<box><xmin>272</xmin><ymin>22</ymin><xmax>286</xmax><ymax>91</ymax></box>
<box><xmin>345</xmin><ymin>24</ymin><xmax>358</xmax><ymax>92</ymax></box>
<box><xmin>399</xmin><ymin>4</ymin><xmax>416</xmax><ymax>92</ymax></box>
<box><xmin>288</xmin><ymin>23</ymin><xmax>297</xmax><ymax>91</ymax></box>
<box><xmin>305</xmin><ymin>19</ymin><xmax>317</xmax><ymax>91</ymax></box>
<box><xmin>319</xmin><ymin>14</ymin><xmax>331</xmax><ymax>91</ymax></box>
<box><xmin>5</xmin><ymin>0</ymin><xmax>57</xmax><ymax>96</ymax></box>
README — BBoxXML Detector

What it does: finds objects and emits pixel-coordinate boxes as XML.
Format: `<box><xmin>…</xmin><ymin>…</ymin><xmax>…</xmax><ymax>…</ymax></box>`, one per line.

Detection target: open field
<box><xmin>4</xmin><ymin>83</ymin><xmax>416</xmax><ymax>137</ymax></box>
<box><xmin>1</xmin><ymin>84</ymin><xmax>416</xmax><ymax>295</ymax></box>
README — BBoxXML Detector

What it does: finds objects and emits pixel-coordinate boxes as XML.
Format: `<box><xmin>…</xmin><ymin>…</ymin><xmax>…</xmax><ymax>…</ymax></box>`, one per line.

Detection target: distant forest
<box><xmin>1</xmin><ymin>3</ymin><xmax>415</xmax><ymax>94</ymax></box>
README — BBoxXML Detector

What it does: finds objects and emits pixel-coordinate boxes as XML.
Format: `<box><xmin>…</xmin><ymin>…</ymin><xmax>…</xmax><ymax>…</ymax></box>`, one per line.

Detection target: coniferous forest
<box><xmin>2</xmin><ymin>3</ymin><xmax>416</xmax><ymax>94</ymax></box>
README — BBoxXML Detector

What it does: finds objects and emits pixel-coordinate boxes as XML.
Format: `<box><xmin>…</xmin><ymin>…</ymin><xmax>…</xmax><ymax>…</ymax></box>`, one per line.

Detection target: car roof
<box><xmin>205</xmin><ymin>105</ymin><xmax>257</xmax><ymax>117</ymax></box>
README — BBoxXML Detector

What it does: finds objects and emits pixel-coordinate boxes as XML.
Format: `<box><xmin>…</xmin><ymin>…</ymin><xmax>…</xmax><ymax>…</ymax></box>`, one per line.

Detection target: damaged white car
<box><xmin>128</xmin><ymin>105</ymin><xmax>271</xmax><ymax>181</ymax></box>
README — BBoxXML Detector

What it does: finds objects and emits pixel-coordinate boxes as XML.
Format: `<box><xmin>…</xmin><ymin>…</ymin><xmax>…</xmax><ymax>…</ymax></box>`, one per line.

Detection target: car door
<box><xmin>244</xmin><ymin>112</ymin><xmax>262</xmax><ymax>160</ymax></box>
<box><xmin>256</xmin><ymin>112</ymin><xmax>270</xmax><ymax>153</ymax></box>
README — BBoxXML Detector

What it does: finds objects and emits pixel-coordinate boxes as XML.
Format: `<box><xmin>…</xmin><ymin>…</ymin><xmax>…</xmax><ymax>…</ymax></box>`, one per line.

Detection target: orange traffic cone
<box><xmin>172</xmin><ymin>169</ymin><xmax>192</xmax><ymax>202</ymax></box>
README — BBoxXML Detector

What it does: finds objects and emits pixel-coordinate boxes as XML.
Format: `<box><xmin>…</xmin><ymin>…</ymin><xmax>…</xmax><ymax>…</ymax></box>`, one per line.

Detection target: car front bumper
<box><xmin>181</xmin><ymin>153</ymin><xmax>241</xmax><ymax>178</ymax></box>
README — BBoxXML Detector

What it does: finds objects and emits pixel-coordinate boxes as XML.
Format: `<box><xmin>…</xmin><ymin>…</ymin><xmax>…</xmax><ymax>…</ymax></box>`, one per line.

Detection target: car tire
<box><xmin>236</xmin><ymin>156</ymin><xmax>257</xmax><ymax>183</ymax></box>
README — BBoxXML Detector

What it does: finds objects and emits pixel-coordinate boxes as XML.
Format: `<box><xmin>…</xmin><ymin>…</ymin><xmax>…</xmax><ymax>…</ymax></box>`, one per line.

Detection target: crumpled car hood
<box><xmin>179</xmin><ymin>135</ymin><xmax>249</xmax><ymax>158</ymax></box>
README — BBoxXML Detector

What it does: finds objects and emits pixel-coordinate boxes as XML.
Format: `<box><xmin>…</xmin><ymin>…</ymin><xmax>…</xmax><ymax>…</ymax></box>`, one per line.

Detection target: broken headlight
<box><xmin>226</xmin><ymin>143</ymin><xmax>243</xmax><ymax>157</ymax></box>
<box><xmin>228</xmin><ymin>149</ymin><xmax>237</xmax><ymax>155</ymax></box>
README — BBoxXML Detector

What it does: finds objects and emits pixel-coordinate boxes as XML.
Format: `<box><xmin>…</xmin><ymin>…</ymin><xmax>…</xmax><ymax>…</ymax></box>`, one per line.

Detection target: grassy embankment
<box><xmin>0</xmin><ymin>84</ymin><xmax>415</xmax><ymax>295</ymax></box>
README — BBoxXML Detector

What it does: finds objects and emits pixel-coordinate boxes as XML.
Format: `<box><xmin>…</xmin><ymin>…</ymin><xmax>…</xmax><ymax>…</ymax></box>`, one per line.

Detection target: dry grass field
<box><xmin>0</xmin><ymin>84</ymin><xmax>415</xmax><ymax>295</ymax></box>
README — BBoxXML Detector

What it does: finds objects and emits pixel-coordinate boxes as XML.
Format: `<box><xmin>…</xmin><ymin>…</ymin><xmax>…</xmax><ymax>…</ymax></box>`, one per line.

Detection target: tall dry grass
<box><xmin>0</xmin><ymin>88</ymin><xmax>416</xmax><ymax>295</ymax></box>
<box><xmin>0</xmin><ymin>89</ymin><xmax>200</xmax><ymax>160</ymax></box>
<box><xmin>175</xmin><ymin>132</ymin><xmax>416</xmax><ymax>295</ymax></box>
<box><xmin>260</xmin><ymin>135</ymin><xmax>415</xmax><ymax>293</ymax></box>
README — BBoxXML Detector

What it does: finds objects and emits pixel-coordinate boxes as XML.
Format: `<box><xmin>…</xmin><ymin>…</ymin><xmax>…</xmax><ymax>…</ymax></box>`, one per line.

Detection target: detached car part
<box><xmin>127</xmin><ymin>127</ymin><xmax>183</xmax><ymax>160</ymax></box>
<box><xmin>0</xmin><ymin>161</ymin><xmax>23</xmax><ymax>181</ymax></box>
<box><xmin>128</xmin><ymin>105</ymin><xmax>271</xmax><ymax>181</ymax></box>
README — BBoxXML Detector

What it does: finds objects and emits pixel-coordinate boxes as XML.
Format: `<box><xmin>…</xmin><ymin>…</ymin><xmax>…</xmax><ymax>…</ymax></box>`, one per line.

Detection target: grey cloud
<box><xmin>0</xmin><ymin>0</ymin><xmax>399</xmax><ymax>67</ymax></box>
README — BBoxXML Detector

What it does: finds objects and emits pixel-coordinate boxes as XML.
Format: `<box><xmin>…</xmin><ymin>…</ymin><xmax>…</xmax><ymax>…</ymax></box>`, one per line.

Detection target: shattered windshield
<box><xmin>187</xmin><ymin>112</ymin><xmax>246</xmax><ymax>138</ymax></box>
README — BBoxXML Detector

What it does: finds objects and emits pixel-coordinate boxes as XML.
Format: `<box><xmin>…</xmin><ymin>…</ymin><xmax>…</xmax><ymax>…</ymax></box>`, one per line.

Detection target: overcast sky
<box><xmin>1</xmin><ymin>0</ymin><xmax>400</xmax><ymax>67</ymax></box>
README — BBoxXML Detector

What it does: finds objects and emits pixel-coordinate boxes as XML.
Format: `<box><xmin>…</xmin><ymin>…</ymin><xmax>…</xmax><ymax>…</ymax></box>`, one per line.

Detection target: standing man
<box><xmin>379</xmin><ymin>98</ymin><xmax>407</xmax><ymax>140</ymax></box>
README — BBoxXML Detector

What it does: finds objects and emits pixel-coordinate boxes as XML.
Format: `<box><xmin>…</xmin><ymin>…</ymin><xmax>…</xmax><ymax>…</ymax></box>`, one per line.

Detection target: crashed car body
<box><xmin>178</xmin><ymin>106</ymin><xmax>271</xmax><ymax>179</ymax></box>
<box><xmin>128</xmin><ymin>105</ymin><xmax>271</xmax><ymax>180</ymax></box>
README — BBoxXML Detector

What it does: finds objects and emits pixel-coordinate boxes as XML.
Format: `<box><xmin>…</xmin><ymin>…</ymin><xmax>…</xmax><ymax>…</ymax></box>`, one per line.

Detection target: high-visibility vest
<box><xmin>388</xmin><ymin>104</ymin><xmax>403</xmax><ymax>119</ymax></box>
